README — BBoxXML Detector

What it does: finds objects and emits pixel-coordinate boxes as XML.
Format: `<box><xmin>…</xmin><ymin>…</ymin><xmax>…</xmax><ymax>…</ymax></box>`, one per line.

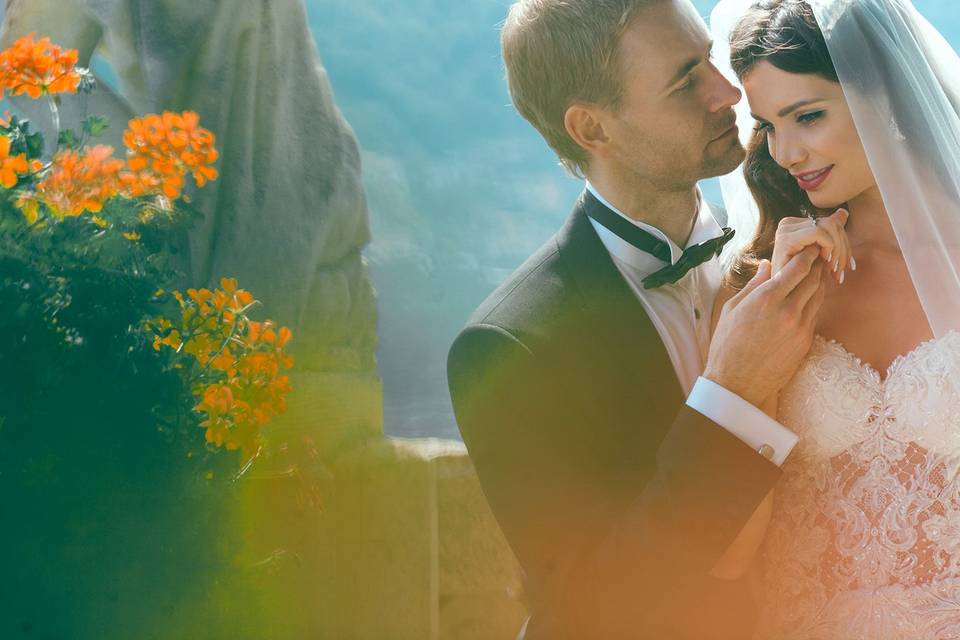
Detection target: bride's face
<box><xmin>742</xmin><ymin>61</ymin><xmax>876</xmax><ymax>209</ymax></box>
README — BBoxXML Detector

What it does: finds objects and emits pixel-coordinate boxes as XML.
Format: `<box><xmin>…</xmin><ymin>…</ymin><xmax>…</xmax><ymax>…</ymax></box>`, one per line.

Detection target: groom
<box><xmin>447</xmin><ymin>0</ymin><xmax>826</xmax><ymax>638</ymax></box>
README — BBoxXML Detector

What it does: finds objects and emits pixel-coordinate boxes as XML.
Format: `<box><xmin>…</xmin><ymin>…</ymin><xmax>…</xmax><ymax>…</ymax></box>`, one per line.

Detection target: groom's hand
<box><xmin>704</xmin><ymin>245</ymin><xmax>825</xmax><ymax>408</ymax></box>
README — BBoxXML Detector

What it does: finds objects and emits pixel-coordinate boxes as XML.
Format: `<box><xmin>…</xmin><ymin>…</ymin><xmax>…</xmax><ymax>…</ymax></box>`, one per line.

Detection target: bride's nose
<box><xmin>768</xmin><ymin>130</ymin><xmax>806</xmax><ymax>170</ymax></box>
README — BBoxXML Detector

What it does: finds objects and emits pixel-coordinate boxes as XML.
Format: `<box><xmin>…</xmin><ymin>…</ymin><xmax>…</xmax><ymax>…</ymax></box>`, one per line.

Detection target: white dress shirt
<box><xmin>585</xmin><ymin>182</ymin><xmax>798</xmax><ymax>466</ymax></box>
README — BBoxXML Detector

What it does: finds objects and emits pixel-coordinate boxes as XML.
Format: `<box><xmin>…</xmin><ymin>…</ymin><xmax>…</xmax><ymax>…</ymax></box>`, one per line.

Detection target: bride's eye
<box><xmin>797</xmin><ymin>110</ymin><xmax>825</xmax><ymax>125</ymax></box>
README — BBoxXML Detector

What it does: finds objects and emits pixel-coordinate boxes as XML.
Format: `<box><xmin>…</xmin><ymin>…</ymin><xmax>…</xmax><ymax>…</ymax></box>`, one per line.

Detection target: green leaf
<box><xmin>58</xmin><ymin>128</ymin><xmax>81</xmax><ymax>150</ymax></box>
<box><xmin>5</xmin><ymin>117</ymin><xmax>45</xmax><ymax>158</ymax></box>
<box><xmin>83</xmin><ymin>116</ymin><xmax>109</xmax><ymax>138</ymax></box>
<box><xmin>25</xmin><ymin>131</ymin><xmax>44</xmax><ymax>159</ymax></box>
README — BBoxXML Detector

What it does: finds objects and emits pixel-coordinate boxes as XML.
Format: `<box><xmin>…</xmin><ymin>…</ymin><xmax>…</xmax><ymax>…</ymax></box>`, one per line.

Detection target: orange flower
<box><xmin>0</xmin><ymin>33</ymin><xmax>81</xmax><ymax>99</ymax></box>
<box><xmin>198</xmin><ymin>384</ymin><xmax>234</xmax><ymax>417</ymax></box>
<box><xmin>16</xmin><ymin>193</ymin><xmax>40</xmax><ymax>225</ymax></box>
<box><xmin>149</xmin><ymin>280</ymin><xmax>293</xmax><ymax>461</ymax></box>
<box><xmin>35</xmin><ymin>145</ymin><xmax>124</xmax><ymax>218</ymax></box>
<box><xmin>0</xmin><ymin>135</ymin><xmax>29</xmax><ymax>188</ymax></box>
<box><xmin>121</xmin><ymin>111</ymin><xmax>218</xmax><ymax>199</ymax></box>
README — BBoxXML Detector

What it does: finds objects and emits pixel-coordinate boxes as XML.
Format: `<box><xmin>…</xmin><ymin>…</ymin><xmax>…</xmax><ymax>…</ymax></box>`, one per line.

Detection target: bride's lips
<box><xmin>793</xmin><ymin>165</ymin><xmax>834</xmax><ymax>191</ymax></box>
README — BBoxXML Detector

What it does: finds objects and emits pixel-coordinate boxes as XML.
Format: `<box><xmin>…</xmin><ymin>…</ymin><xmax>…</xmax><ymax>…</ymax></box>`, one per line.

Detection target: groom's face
<box><xmin>602</xmin><ymin>0</ymin><xmax>744</xmax><ymax>185</ymax></box>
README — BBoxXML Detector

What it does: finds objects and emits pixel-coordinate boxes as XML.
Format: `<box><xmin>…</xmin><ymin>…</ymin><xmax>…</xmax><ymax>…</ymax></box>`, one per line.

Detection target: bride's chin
<box><xmin>807</xmin><ymin>193</ymin><xmax>846</xmax><ymax>210</ymax></box>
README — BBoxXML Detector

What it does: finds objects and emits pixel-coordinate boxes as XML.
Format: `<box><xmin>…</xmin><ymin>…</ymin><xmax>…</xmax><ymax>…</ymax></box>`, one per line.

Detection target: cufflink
<box><xmin>758</xmin><ymin>444</ymin><xmax>776</xmax><ymax>461</ymax></box>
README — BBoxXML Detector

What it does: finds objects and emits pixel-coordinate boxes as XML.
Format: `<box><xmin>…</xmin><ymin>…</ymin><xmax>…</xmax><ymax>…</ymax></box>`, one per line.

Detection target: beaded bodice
<box><xmin>754</xmin><ymin>332</ymin><xmax>960</xmax><ymax>639</ymax></box>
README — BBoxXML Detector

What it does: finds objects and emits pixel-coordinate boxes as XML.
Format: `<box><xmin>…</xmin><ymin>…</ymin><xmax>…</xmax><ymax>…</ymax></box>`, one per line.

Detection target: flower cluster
<box><xmin>0</xmin><ymin>34</ymin><xmax>290</xmax><ymax>470</ymax></box>
<box><xmin>4</xmin><ymin>109</ymin><xmax>219</xmax><ymax>223</ymax></box>
<box><xmin>30</xmin><ymin>145</ymin><xmax>124</xmax><ymax>218</ymax></box>
<box><xmin>0</xmin><ymin>36</ymin><xmax>220</xmax><ymax>224</ymax></box>
<box><xmin>121</xmin><ymin>111</ymin><xmax>219</xmax><ymax>200</ymax></box>
<box><xmin>0</xmin><ymin>33</ymin><xmax>81</xmax><ymax>98</ymax></box>
<box><xmin>148</xmin><ymin>278</ymin><xmax>295</xmax><ymax>461</ymax></box>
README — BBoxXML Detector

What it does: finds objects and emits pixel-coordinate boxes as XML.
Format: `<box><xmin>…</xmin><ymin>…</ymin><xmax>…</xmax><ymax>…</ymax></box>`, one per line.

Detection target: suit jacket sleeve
<box><xmin>447</xmin><ymin>322</ymin><xmax>782</xmax><ymax>637</ymax></box>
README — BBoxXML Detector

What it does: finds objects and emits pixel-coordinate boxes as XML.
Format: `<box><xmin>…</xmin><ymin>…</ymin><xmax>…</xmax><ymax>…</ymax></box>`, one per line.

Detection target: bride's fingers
<box><xmin>773</xmin><ymin>222</ymin><xmax>814</xmax><ymax>265</ymax></box>
<box><xmin>774</xmin><ymin>223</ymin><xmax>835</xmax><ymax>274</ymax></box>
<box><xmin>826</xmin><ymin>209</ymin><xmax>853</xmax><ymax>283</ymax></box>
<box><xmin>815</xmin><ymin>212</ymin><xmax>849</xmax><ymax>283</ymax></box>
<box><xmin>818</xmin><ymin>219</ymin><xmax>841</xmax><ymax>275</ymax></box>
<box><xmin>839</xmin><ymin>224</ymin><xmax>854</xmax><ymax>283</ymax></box>
<box><xmin>839</xmin><ymin>209</ymin><xmax>854</xmax><ymax>279</ymax></box>
<box><xmin>795</xmin><ymin>220</ymin><xmax>835</xmax><ymax>264</ymax></box>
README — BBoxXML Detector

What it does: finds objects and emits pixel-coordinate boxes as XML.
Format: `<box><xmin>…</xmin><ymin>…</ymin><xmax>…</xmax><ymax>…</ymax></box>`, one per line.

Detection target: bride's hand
<box><xmin>772</xmin><ymin>209</ymin><xmax>852</xmax><ymax>284</ymax></box>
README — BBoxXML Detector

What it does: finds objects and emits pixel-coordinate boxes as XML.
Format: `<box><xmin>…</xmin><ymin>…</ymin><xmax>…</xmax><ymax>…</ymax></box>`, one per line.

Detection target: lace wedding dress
<box><xmin>753</xmin><ymin>331</ymin><xmax>960</xmax><ymax>640</ymax></box>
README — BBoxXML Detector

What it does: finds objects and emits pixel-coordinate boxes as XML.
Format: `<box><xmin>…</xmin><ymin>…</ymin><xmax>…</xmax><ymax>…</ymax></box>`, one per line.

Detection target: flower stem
<box><xmin>48</xmin><ymin>95</ymin><xmax>61</xmax><ymax>143</ymax></box>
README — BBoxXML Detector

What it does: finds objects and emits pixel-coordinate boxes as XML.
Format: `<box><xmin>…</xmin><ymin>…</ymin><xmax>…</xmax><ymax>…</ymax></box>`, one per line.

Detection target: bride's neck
<box><xmin>845</xmin><ymin>186</ymin><xmax>899</xmax><ymax>251</ymax></box>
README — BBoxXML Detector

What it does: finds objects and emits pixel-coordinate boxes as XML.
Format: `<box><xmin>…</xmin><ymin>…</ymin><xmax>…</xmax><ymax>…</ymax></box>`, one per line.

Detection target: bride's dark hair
<box><xmin>726</xmin><ymin>0</ymin><xmax>836</xmax><ymax>289</ymax></box>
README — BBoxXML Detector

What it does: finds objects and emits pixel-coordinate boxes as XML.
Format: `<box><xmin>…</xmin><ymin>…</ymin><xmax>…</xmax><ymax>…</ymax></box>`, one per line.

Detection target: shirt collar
<box><xmin>585</xmin><ymin>180</ymin><xmax>724</xmax><ymax>275</ymax></box>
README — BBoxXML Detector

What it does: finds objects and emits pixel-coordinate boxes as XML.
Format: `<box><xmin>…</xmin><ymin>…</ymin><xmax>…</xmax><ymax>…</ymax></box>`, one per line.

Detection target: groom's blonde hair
<box><xmin>502</xmin><ymin>0</ymin><xmax>651</xmax><ymax>177</ymax></box>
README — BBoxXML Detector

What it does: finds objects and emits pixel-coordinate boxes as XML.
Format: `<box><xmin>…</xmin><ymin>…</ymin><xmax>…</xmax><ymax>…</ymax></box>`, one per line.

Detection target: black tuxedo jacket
<box><xmin>447</xmin><ymin>192</ymin><xmax>783</xmax><ymax>639</ymax></box>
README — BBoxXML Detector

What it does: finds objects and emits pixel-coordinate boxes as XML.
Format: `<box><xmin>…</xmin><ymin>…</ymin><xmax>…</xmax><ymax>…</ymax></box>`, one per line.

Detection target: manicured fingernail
<box><xmin>827</xmin><ymin>252</ymin><xmax>833</xmax><ymax>263</ymax></box>
<box><xmin>851</xmin><ymin>256</ymin><xmax>857</xmax><ymax>271</ymax></box>
<box><xmin>833</xmin><ymin>260</ymin><xmax>839</xmax><ymax>272</ymax></box>
<box><xmin>840</xmin><ymin>270</ymin><xmax>846</xmax><ymax>284</ymax></box>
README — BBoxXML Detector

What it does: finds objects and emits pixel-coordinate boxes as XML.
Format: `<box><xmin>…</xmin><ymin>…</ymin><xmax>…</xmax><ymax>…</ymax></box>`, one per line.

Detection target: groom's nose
<box><xmin>705</xmin><ymin>63</ymin><xmax>742</xmax><ymax>113</ymax></box>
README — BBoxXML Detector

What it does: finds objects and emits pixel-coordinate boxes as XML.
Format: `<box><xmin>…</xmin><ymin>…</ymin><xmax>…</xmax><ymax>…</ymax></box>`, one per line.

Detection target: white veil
<box><xmin>711</xmin><ymin>0</ymin><xmax>763</xmax><ymax>265</ymax></box>
<box><xmin>711</xmin><ymin>0</ymin><xmax>960</xmax><ymax>338</ymax></box>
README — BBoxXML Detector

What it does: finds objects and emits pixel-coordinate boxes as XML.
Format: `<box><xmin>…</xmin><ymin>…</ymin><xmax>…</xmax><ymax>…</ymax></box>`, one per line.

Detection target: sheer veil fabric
<box><xmin>711</xmin><ymin>0</ymin><xmax>960</xmax><ymax>337</ymax></box>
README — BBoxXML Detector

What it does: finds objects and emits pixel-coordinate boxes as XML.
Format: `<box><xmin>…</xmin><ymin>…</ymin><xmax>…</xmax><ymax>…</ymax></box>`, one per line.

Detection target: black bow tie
<box><xmin>584</xmin><ymin>190</ymin><xmax>735</xmax><ymax>289</ymax></box>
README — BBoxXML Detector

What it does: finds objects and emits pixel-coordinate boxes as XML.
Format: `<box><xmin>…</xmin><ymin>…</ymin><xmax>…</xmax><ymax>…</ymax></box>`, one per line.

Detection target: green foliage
<box><xmin>0</xmin><ymin>184</ymin><xmax>248</xmax><ymax>636</ymax></box>
<box><xmin>83</xmin><ymin>114</ymin><xmax>109</xmax><ymax>137</ymax></box>
<box><xmin>0</xmin><ymin>95</ymin><xmax>248</xmax><ymax>639</ymax></box>
<box><xmin>5</xmin><ymin>114</ymin><xmax>45</xmax><ymax>159</ymax></box>
<box><xmin>57</xmin><ymin>127</ymin><xmax>80</xmax><ymax>149</ymax></box>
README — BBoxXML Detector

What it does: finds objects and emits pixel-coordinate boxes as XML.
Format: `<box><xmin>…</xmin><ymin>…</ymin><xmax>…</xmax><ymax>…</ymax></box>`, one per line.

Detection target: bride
<box><xmin>710</xmin><ymin>0</ymin><xmax>960</xmax><ymax>637</ymax></box>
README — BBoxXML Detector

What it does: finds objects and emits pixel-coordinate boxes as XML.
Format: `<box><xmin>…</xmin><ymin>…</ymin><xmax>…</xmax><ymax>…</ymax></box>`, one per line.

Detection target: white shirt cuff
<box><xmin>685</xmin><ymin>376</ymin><xmax>798</xmax><ymax>467</ymax></box>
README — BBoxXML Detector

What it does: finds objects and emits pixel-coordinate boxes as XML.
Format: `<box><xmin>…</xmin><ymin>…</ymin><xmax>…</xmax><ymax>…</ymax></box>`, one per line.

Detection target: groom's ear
<box><xmin>564</xmin><ymin>103</ymin><xmax>611</xmax><ymax>158</ymax></box>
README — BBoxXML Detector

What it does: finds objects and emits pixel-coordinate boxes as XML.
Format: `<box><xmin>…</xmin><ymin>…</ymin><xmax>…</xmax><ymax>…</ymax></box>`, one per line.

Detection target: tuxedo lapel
<box><xmin>554</xmin><ymin>192</ymin><xmax>685</xmax><ymax>442</ymax></box>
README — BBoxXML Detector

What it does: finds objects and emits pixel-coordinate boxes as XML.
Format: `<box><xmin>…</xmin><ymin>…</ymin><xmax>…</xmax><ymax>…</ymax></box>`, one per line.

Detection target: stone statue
<box><xmin>1</xmin><ymin>0</ymin><xmax>378</xmax><ymax>384</ymax></box>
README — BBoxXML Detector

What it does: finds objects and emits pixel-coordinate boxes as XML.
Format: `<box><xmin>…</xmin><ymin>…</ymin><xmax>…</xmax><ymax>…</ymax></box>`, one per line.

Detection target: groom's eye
<box><xmin>676</xmin><ymin>72</ymin><xmax>696</xmax><ymax>92</ymax></box>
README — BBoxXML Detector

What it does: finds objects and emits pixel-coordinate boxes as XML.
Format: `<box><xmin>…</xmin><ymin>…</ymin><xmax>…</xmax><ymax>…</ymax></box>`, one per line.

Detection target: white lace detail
<box><xmin>753</xmin><ymin>331</ymin><xmax>960</xmax><ymax>640</ymax></box>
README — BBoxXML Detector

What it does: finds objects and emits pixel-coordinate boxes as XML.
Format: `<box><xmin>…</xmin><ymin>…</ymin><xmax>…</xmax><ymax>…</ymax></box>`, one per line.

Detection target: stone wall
<box><xmin>238</xmin><ymin>436</ymin><xmax>527</xmax><ymax>639</ymax></box>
